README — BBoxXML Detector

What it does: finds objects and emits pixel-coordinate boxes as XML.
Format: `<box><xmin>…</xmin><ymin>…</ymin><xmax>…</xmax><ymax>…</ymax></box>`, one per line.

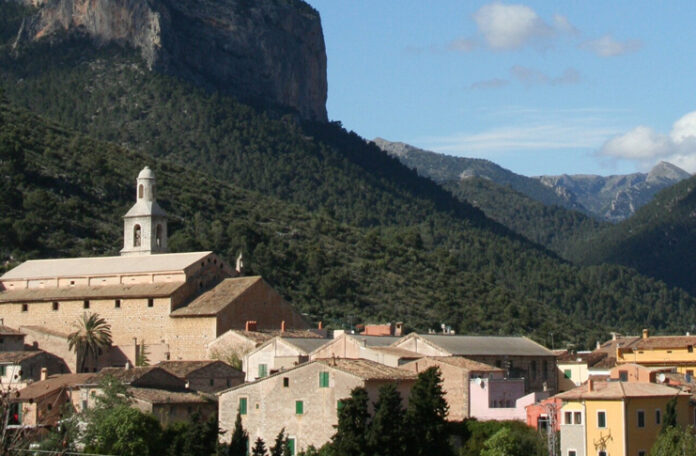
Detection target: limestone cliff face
<box><xmin>19</xmin><ymin>0</ymin><xmax>328</xmax><ymax>121</ymax></box>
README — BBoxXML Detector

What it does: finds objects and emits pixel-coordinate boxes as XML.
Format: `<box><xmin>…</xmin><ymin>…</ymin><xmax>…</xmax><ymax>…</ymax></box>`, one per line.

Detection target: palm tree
<box><xmin>68</xmin><ymin>313</ymin><xmax>112</xmax><ymax>373</ymax></box>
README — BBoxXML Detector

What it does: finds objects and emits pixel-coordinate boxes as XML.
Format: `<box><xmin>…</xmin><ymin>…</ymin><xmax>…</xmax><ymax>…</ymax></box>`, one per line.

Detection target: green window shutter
<box><xmin>258</xmin><ymin>364</ymin><xmax>268</xmax><ymax>378</ymax></box>
<box><xmin>287</xmin><ymin>438</ymin><xmax>295</xmax><ymax>456</ymax></box>
<box><xmin>319</xmin><ymin>371</ymin><xmax>329</xmax><ymax>387</ymax></box>
<box><xmin>295</xmin><ymin>400</ymin><xmax>304</xmax><ymax>415</ymax></box>
<box><xmin>564</xmin><ymin>369</ymin><xmax>571</xmax><ymax>379</ymax></box>
<box><xmin>239</xmin><ymin>397</ymin><xmax>247</xmax><ymax>415</ymax></box>
<box><xmin>0</xmin><ymin>365</ymin><xmax>5</xmax><ymax>376</ymax></box>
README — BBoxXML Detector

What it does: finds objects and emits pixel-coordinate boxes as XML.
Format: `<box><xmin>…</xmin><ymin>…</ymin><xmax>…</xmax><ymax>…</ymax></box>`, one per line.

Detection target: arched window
<box><xmin>138</xmin><ymin>184</ymin><xmax>144</xmax><ymax>199</ymax></box>
<box><xmin>134</xmin><ymin>224</ymin><xmax>142</xmax><ymax>247</ymax></box>
<box><xmin>155</xmin><ymin>224</ymin><xmax>163</xmax><ymax>247</ymax></box>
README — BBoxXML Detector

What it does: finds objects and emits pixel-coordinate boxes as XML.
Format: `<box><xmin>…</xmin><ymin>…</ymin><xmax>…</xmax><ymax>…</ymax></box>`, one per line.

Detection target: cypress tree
<box><xmin>228</xmin><ymin>412</ymin><xmax>248</xmax><ymax>456</ymax></box>
<box><xmin>366</xmin><ymin>383</ymin><xmax>406</xmax><ymax>456</ymax></box>
<box><xmin>332</xmin><ymin>387</ymin><xmax>370</xmax><ymax>456</ymax></box>
<box><xmin>251</xmin><ymin>437</ymin><xmax>268</xmax><ymax>456</ymax></box>
<box><xmin>270</xmin><ymin>429</ymin><xmax>286</xmax><ymax>456</ymax></box>
<box><xmin>406</xmin><ymin>367</ymin><xmax>451</xmax><ymax>456</ymax></box>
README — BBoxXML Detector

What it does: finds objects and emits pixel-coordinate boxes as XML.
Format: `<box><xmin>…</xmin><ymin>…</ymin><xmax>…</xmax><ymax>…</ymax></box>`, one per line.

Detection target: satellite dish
<box><xmin>658</xmin><ymin>373</ymin><xmax>666</xmax><ymax>383</ymax></box>
<box><xmin>475</xmin><ymin>377</ymin><xmax>482</xmax><ymax>385</ymax></box>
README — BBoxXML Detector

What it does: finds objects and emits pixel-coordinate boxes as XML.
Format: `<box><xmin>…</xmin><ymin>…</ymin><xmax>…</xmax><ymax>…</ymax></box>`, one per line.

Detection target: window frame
<box><xmin>597</xmin><ymin>410</ymin><xmax>607</xmax><ymax>428</ymax></box>
<box><xmin>319</xmin><ymin>371</ymin><xmax>329</xmax><ymax>388</ymax></box>
<box><xmin>655</xmin><ymin>408</ymin><xmax>661</xmax><ymax>425</ymax></box>
<box><xmin>295</xmin><ymin>400</ymin><xmax>304</xmax><ymax>415</ymax></box>
<box><xmin>637</xmin><ymin>409</ymin><xmax>645</xmax><ymax>428</ymax></box>
<box><xmin>258</xmin><ymin>364</ymin><xmax>268</xmax><ymax>379</ymax></box>
<box><xmin>239</xmin><ymin>397</ymin><xmax>247</xmax><ymax>415</ymax></box>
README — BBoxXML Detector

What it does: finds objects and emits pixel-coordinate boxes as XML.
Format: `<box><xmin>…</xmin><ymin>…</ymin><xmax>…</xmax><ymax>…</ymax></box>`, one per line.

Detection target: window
<box><xmin>83</xmin><ymin>300</ymin><xmax>90</xmax><ymax>309</ymax></box>
<box><xmin>689</xmin><ymin>345</ymin><xmax>694</xmax><ymax>353</ymax></box>
<box><xmin>133</xmin><ymin>224</ymin><xmax>142</xmax><ymax>247</ymax></box>
<box><xmin>568</xmin><ymin>451</ymin><xmax>576</xmax><ymax>456</ymax></box>
<box><xmin>564</xmin><ymin>411</ymin><xmax>573</xmax><ymax>424</ymax></box>
<box><xmin>156</xmin><ymin>224</ymin><xmax>163</xmax><ymax>247</ymax></box>
<box><xmin>543</xmin><ymin>360</ymin><xmax>548</xmax><ymax>379</ymax></box>
<box><xmin>283</xmin><ymin>377</ymin><xmax>289</xmax><ymax>387</ymax></box>
<box><xmin>574</xmin><ymin>412</ymin><xmax>582</xmax><ymax>425</ymax></box>
<box><xmin>619</xmin><ymin>370</ymin><xmax>628</xmax><ymax>381</ymax></box>
<box><xmin>21</xmin><ymin>304</ymin><xmax>28</xmax><ymax>312</ymax></box>
<box><xmin>637</xmin><ymin>410</ymin><xmax>645</xmax><ymax>428</ymax></box>
<box><xmin>287</xmin><ymin>438</ymin><xmax>296</xmax><ymax>456</ymax></box>
<box><xmin>258</xmin><ymin>364</ymin><xmax>268</xmax><ymax>378</ymax></box>
<box><xmin>0</xmin><ymin>365</ymin><xmax>6</xmax><ymax>376</ymax></box>
<box><xmin>530</xmin><ymin>360</ymin><xmax>537</xmax><ymax>379</ymax></box>
<box><xmin>52</xmin><ymin>302</ymin><xmax>59</xmax><ymax>311</ymax></box>
<box><xmin>597</xmin><ymin>411</ymin><xmax>606</xmax><ymax>428</ymax></box>
<box><xmin>115</xmin><ymin>299</ymin><xmax>121</xmax><ymax>309</ymax></box>
<box><xmin>319</xmin><ymin>371</ymin><xmax>329</xmax><ymax>388</ymax></box>
<box><xmin>564</xmin><ymin>369</ymin><xmax>572</xmax><ymax>379</ymax></box>
<box><xmin>656</xmin><ymin>409</ymin><xmax>661</xmax><ymax>425</ymax></box>
<box><xmin>148</xmin><ymin>298</ymin><xmax>154</xmax><ymax>308</ymax></box>
<box><xmin>295</xmin><ymin>400</ymin><xmax>304</xmax><ymax>415</ymax></box>
<box><xmin>239</xmin><ymin>397</ymin><xmax>247</xmax><ymax>415</ymax></box>
<box><xmin>495</xmin><ymin>360</ymin><xmax>502</xmax><ymax>368</ymax></box>
<box><xmin>138</xmin><ymin>184</ymin><xmax>144</xmax><ymax>199</ymax></box>
<box><xmin>209</xmin><ymin>379</ymin><xmax>214</xmax><ymax>386</ymax></box>
<box><xmin>598</xmin><ymin>452</ymin><xmax>607</xmax><ymax>456</ymax></box>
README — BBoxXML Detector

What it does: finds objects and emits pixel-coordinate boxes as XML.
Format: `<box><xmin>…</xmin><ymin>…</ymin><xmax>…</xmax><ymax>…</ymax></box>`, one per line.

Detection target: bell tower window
<box><xmin>138</xmin><ymin>184</ymin><xmax>144</xmax><ymax>199</ymax></box>
<box><xmin>156</xmin><ymin>224</ymin><xmax>163</xmax><ymax>247</ymax></box>
<box><xmin>134</xmin><ymin>225</ymin><xmax>142</xmax><ymax>247</ymax></box>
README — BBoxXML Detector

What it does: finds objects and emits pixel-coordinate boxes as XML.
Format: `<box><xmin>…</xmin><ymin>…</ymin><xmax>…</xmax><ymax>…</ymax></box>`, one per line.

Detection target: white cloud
<box><xmin>473</xmin><ymin>3</ymin><xmax>553</xmax><ymax>50</ymax></box>
<box><xmin>581</xmin><ymin>34</ymin><xmax>642</xmax><ymax>57</ymax></box>
<box><xmin>600</xmin><ymin>111</ymin><xmax>696</xmax><ymax>172</ymax></box>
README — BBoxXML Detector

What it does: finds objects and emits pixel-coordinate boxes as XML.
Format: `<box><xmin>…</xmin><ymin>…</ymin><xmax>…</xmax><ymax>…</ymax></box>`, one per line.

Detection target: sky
<box><xmin>306</xmin><ymin>1</ymin><xmax>696</xmax><ymax>176</ymax></box>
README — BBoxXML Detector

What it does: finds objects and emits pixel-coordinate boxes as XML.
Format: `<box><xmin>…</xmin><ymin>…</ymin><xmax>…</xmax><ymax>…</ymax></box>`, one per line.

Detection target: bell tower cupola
<box><xmin>120</xmin><ymin>166</ymin><xmax>168</xmax><ymax>256</ymax></box>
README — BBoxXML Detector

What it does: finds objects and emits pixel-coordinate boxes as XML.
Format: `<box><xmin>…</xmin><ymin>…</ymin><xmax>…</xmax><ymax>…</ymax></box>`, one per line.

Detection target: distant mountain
<box><xmin>374</xmin><ymin>138</ymin><xmax>691</xmax><ymax>222</ymax></box>
<box><xmin>537</xmin><ymin>162</ymin><xmax>692</xmax><ymax>222</ymax></box>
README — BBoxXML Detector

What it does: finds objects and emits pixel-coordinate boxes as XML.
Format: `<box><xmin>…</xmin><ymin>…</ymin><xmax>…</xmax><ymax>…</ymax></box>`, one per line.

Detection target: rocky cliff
<box><xmin>14</xmin><ymin>0</ymin><xmax>327</xmax><ymax>121</ymax></box>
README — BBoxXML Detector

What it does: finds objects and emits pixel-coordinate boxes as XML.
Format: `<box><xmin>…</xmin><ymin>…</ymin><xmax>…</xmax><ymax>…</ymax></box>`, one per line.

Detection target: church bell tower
<box><xmin>120</xmin><ymin>166</ymin><xmax>168</xmax><ymax>256</ymax></box>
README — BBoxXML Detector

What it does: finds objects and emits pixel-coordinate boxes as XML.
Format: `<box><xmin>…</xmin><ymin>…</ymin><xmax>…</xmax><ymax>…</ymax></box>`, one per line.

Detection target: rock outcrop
<box><xmin>16</xmin><ymin>0</ymin><xmax>327</xmax><ymax>121</ymax></box>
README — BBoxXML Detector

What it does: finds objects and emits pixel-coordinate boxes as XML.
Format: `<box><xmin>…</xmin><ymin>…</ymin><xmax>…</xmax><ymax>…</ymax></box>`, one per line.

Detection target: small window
<box><xmin>495</xmin><ymin>360</ymin><xmax>502</xmax><ymax>368</ymax></box>
<box><xmin>619</xmin><ymin>370</ymin><xmax>628</xmax><ymax>381</ymax></box>
<box><xmin>47</xmin><ymin>404</ymin><xmax>52</xmax><ymax>411</ymax></box>
<box><xmin>568</xmin><ymin>451</ymin><xmax>576</xmax><ymax>456</ymax></box>
<box><xmin>209</xmin><ymin>379</ymin><xmax>214</xmax><ymax>386</ymax></box>
<box><xmin>319</xmin><ymin>371</ymin><xmax>329</xmax><ymax>388</ymax></box>
<box><xmin>564</xmin><ymin>411</ymin><xmax>572</xmax><ymax>424</ymax></box>
<box><xmin>21</xmin><ymin>304</ymin><xmax>28</xmax><ymax>312</ymax></box>
<box><xmin>52</xmin><ymin>302</ymin><xmax>59</xmax><ymax>311</ymax></box>
<box><xmin>656</xmin><ymin>409</ymin><xmax>661</xmax><ymax>425</ymax></box>
<box><xmin>115</xmin><ymin>300</ymin><xmax>121</xmax><ymax>309</ymax></box>
<box><xmin>564</xmin><ymin>369</ymin><xmax>572</xmax><ymax>379</ymax></box>
<box><xmin>598</xmin><ymin>452</ymin><xmax>607</xmax><ymax>456</ymax></box>
<box><xmin>287</xmin><ymin>438</ymin><xmax>296</xmax><ymax>456</ymax></box>
<box><xmin>597</xmin><ymin>411</ymin><xmax>606</xmax><ymax>428</ymax></box>
<box><xmin>138</xmin><ymin>184</ymin><xmax>144</xmax><ymax>199</ymax></box>
<box><xmin>83</xmin><ymin>300</ymin><xmax>90</xmax><ymax>309</ymax></box>
<box><xmin>283</xmin><ymin>377</ymin><xmax>290</xmax><ymax>387</ymax></box>
<box><xmin>637</xmin><ymin>410</ymin><xmax>645</xmax><ymax>428</ymax></box>
<box><xmin>295</xmin><ymin>400</ymin><xmax>303</xmax><ymax>415</ymax></box>
<box><xmin>258</xmin><ymin>364</ymin><xmax>268</xmax><ymax>378</ymax></box>
<box><xmin>227</xmin><ymin>379</ymin><xmax>231</xmax><ymax>387</ymax></box>
<box><xmin>543</xmin><ymin>360</ymin><xmax>548</xmax><ymax>379</ymax></box>
<box><xmin>689</xmin><ymin>345</ymin><xmax>694</xmax><ymax>353</ymax></box>
<box><xmin>0</xmin><ymin>366</ymin><xmax>6</xmax><ymax>376</ymax></box>
<box><xmin>133</xmin><ymin>224</ymin><xmax>142</xmax><ymax>247</ymax></box>
<box><xmin>70</xmin><ymin>280</ymin><xmax>75</xmax><ymax>286</ymax></box>
<box><xmin>574</xmin><ymin>412</ymin><xmax>582</xmax><ymax>425</ymax></box>
<box><xmin>148</xmin><ymin>298</ymin><xmax>154</xmax><ymax>308</ymax></box>
<box><xmin>638</xmin><ymin>451</ymin><xmax>646</xmax><ymax>456</ymax></box>
<box><xmin>239</xmin><ymin>397</ymin><xmax>247</xmax><ymax>415</ymax></box>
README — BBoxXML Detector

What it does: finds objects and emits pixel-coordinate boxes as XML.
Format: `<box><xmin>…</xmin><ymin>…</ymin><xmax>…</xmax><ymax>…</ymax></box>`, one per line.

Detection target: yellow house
<box><xmin>556</xmin><ymin>380</ymin><xmax>689</xmax><ymax>456</ymax></box>
<box><xmin>617</xmin><ymin>329</ymin><xmax>696</xmax><ymax>376</ymax></box>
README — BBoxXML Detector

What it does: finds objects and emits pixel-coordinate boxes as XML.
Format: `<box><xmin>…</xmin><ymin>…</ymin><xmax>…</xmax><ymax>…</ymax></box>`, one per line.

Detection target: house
<box><xmin>127</xmin><ymin>387</ymin><xmax>217</xmax><ymax>426</ymax></box>
<box><xmin>0</xmin><ymin>324</ymin><xmax>26</xmax><ymax>351</ymax></box>
<box><xmin>400</xmin><ymin>356</ymin><xmax>504</xmax><ymax>421</ymax></box>
<box><xmin>526</xmin><ymin>396</ymin><xmax>562</xmax><ymax>432</ymax></box>
<box><xmin>468</xmin><ymin>376</ymin><xmax>548</xmax><ymax>422</ymax></box>
<box><xmin>0</xmin><ymin>167</ymin><xmax>311</xmax><ymax>367</ymax></box>
<box><xmin>218</xmin><ymin>359</ymin><xmax>417</xmax><ymax>454</ymax></box>
<box><xmin>0</xmin><ymin>350</ymin><xmax>68</xmax><ymax>391</ymax></box>
<box><xmin>557</xmin><ymin>380</ymin><xmax>690</xmax><ymax>456</ymax></box>
<box><xmin>244</xmin><ymin>337</ymin><xmax>329</xmax><ymax>381</ymax></box>
<box><xmin>557</xmin><ymin>351</ymin><xmax>610</xmax><ymax>391</ymax></box>
<box><xmin>393</xmin><ymin>334</ymin><xmax>557</xmax><ymax>393</ymax></box>
<box><xmin>358</xmin><ymin>322</ymin><xmax>403</xmax><ymax>337</ymax></box>
<box><xmin>157</xmin><ymin>360</ymin><xmax>244</xmax><ymax>393</ymax></box>
<box><xmin>616</xmin><ymin>329</ymin><xmax>696</xmax><ymax>375</ymax></box>
<box><xmin>309</xmin><ymin>333</ymin><xmax>419</xmax><ymax>367</ymax></box>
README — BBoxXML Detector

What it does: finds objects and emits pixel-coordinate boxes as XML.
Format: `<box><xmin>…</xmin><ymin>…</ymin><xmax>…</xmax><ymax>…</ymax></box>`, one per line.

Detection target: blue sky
<box><xmin>306</xmin><ymin>1</ymin><xmax>696</xmax><ymax>176</ymax></box>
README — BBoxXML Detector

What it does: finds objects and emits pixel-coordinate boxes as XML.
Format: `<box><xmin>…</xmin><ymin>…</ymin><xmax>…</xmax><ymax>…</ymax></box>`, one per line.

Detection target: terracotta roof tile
<box><xmin>317</xmin><ymin>358</ymin><xmax>417</xmax><ymax>381</ymax></box>
<box><xmin>128</xmin><ymin>387</ymin><xmax>215</xmax><ymax>404</ymax></box>
<box><xmin>556</xmin><ymin>381</ymin><xmax>686</xmax><ymax>400</ymax></box>
<box><xmin>170</xmin><ymin>276</ymin><xmax>262</xmax><ymax>317</ymax></box>
<box><xmin>0</xmin><ymin>282</ymin><xmax>184</xmax><ymax>303</ymax></box>
<box><xmin>0</xmin><ymin>326</ymin><xmax>24</xmax><ymax>336</ymax></box>
<box><xmin>15</xmin><ymin>373</ymin><xmax>97</xmax><ymax>401</ymax></box>
<box><xmin>0</xmin><ymin>351</ymin><xmax>43</xmax><ymax>364</ymax></box>
<box><xmin>157</xmin><ymin>360</ymin><xmax>243</xmax><ymax>379</ymax></box>
<box><xmin>632</xmin><ymin>336</ymin><xmax>696</xmax><ymax>350</ymax></box>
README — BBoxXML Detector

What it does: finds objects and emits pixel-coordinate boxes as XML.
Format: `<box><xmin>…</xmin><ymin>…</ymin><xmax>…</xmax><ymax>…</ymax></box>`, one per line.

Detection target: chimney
<box><xmin>596</xmin><ymin>340</ymin><xmax>601</xmax><ymax>350</ymax></box>
<box><xmin>587</xmin><ymin>378</ymin><xmax>594</xmax><ymax>392</ymax></box>
<box><xmin>245</xmin><ymin>321</ymin><xmax>257</xmax><ymax>332</ymax></box>
<box><xmin>395</xmin><ymin>322</ymin><xmax>403</xmax><ymax>337</ymax></box>
<box><xmin>642</xmin><ymin>329</ymin><xmax>649</xmax><ymax>340</ymax></box>
<box><xmin>40</xmin><ymin>367</ymin><xmax>47</xmax><ymax>381</ymax></box>
<box><xmin>125</xmin><ymin>361</ymin><xmax>131</xmax><ymax>370</ymax></box>
<box><xmin>318</xmin><ymin>321</ymin><xmax>323</xmax><ymax>330</ymax></box>
<box><xmin>612</xmin><ymin>332</ymin><xmax>618</xmax><ymax>341</ymax></box>
<box><xmin>281</xmin><ymin>320</ymin><xmax>286</xmax><ymax>333</ymax></box>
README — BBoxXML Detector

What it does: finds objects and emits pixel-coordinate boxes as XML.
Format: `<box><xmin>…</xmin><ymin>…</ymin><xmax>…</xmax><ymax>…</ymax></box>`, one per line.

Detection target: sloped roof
<box><xmin>281</xmin><ymin>337</ymin><xmax>330</xmax><ymax>354</ymax></box>
<box><xmin>157</xmin><ymin>360</ymin><xmax>243</xmax><ymax>379</ymax></box>
<box><xmin>20</xmin><ymin>326</ymin><xmax>69</xmax><ymax>338</ymax></box>
<box><xmin>0</xmin><ymin>251</ymin><xmax>211</xmax><ymax>281</ymax></box>
<box><xmin>557</xmin><ymin>351</ymin><xmax>609</xmax><ymax>367</ymax></box>
<box><xmin>0</xmin><ymin>350</ymin><xmax>43</xmax><ymax>364</ymax></box>
<box><xmin>556</xmin><ymin>381</ymin><xmax>686</xmax><ymax>400</ymax></box>
<box><xmin>0</xmin><ymin>326</ymin><xmax>24</xmax><ymax>336</ymax></box>
<box><xmin>15</xmin><ymin>373</ymin><xmax>97</xmax><ymax>401</ymax></box>
<box><xmin>128</xmin><ymin>387</ymin><xmax>214</xmax><ymax>405</ymax></box>
<box><xmin>170</xmin><ymin>276</ymin><xmax>262</xmax><ymax>317</ymax></box>
<box><xmin>317</xmin><ymin>359</ymin><xmax>417</xmax><ymax>381</ymax></box>
<box><xmin>90</xmin><ymin>366</ymin><xmax>185</xmax><ymax>388</ymax></box>
<box><xmin>597</xmin><ymin>336</ymin><xmax>641</xmax><ymax>355</ymax></box>
<box><xmin>350</xmin><ymin>335</ymin><xmax>401</xmax><ymax>347</ymax></box>
<box><xmin>632</xmin><ymin>336</ymin><xmax>696</xmax><ymax>350</ymax></box>
<box><xmin>422</xmin><ymin>356</ymin><xmax>504</xmax><ymax>372</ymax></box>
<box><xmin>413</xmin><ymin>334</ymin><xmax>554</xmax><ymax>357</ymax></box>
<box><xmin>369</xmin><ymin>347</ymin><xmax>423</xmax><ymax>359</ymax></box>
<box><xmin>0</xmin><ymin>282</ymin><xmax>184</xmax><ymax>303</ymax></box>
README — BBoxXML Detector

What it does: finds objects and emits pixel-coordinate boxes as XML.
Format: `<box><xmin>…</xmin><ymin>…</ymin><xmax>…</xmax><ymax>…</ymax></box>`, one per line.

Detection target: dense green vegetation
<box><xmin>2</xmin><ymin>2</ymin><xmax>696</xmax><ymax>348</ymax></box>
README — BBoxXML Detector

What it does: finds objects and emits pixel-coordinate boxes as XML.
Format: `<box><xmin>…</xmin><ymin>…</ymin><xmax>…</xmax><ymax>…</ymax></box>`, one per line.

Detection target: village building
<box><xmin>616</xmin><ymin>329</ymin><xmax>696</xmax><ymax>375</ymax></box>
<box><xmin>244</xmin><ymin>336</ymin><xmax>329</xmax><ymax>382</ymax></box>
<box><xmin>557</xmin><ymin>380</ymin><xmax>690</xmax><ymax>456</ymax></box>
<box><xmin>392</xmin><ymin>334</ymin><xmax>557</xmax><ymax>393</ymax></box>
<box><xmin>218</xmin><ymin>359</ymin><xmax>417</xmax><ymax>454</ymax></box>
<box><xmin>309</xmin><ymin>333</ymin><xmax>420</xmax><ymax>367</ymax></box>
<box><xmin>0</xmin><ymin>326</ymin><xmax>68</xmax><ymax>390</ymax></box>
<box><xmin>157</xmin><ymin>360</ymin><xmax>244</xmax><ymax>393</ymax></box>
<box><xmin>0</xmin><ymin>167</ymin><xmax>310</xmax><ymax>368</ymax></box>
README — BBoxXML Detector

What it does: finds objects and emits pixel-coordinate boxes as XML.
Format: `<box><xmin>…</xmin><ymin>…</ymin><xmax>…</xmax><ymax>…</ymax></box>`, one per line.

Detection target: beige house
<box><xmin>309</xmin><ymin>333</ymin><xmax>420</xmax><ymax>367</ymax></box>
<box><xmin>400</xmin><ymin>356</ymin><xmax>504</xmax><ymax>421</ymax></box>
<box><xmin>393</xmin><ymin>334</ymin><xmax>557</xmax><ymax>393</ymax></box>
<box><xmin>0</xmin><ymin>168</ymin><xmax>310</xmax><ymax>367</ymax></box>
<box><xmin>244</xmin><ymin>337</ymin><xmax>329</xmax><ymax>382</ymax></box>
<box><xmin>218</xmin><ymin>359</ymin><xmax>417</xmax><ymax>454</ymax></box>
<box><xmin>157</xmin><ymin>360</ymin><xmax>244</xmax><ymax>393</ymax></box>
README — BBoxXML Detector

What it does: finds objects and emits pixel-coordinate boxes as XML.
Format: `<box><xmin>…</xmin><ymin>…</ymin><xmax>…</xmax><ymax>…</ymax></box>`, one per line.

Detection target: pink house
<box><xmin>469</xmin><ymin>377</ymin><xmax>549</xmax><ymax>421</ymax></box>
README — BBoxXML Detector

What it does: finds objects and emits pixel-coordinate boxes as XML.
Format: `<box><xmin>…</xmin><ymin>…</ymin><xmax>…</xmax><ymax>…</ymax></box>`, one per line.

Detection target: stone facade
<box><xmin>244</xmin><ymin>337</ymin><xmax>328</xmax><ymax>382</ymax></box>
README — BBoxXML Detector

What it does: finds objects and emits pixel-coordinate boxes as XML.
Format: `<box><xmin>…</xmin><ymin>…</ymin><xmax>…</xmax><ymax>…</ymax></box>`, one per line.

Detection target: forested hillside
<box><xmin>2</xmin><ymin>2</ymin><xmax>696</xmax><ymax>348</ymax></box>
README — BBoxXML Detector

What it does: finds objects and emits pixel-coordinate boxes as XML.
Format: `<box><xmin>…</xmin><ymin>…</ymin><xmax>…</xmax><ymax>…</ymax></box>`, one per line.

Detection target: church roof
<box><xmin>170</xmin><ymin>276</ymin><xmax>262</xmax><ymax>317</ymax></box>
<box><xmin>123</xmin><ymin>200</ymin><xmax>167</xmax><ymax>218</ymax></box>
<box><xmin>0</xmin><ymin>282</ymin><xmax>184</xmax><ymax>303</ymax></box>
<box><xmin>0</xmin><ymin>252</ymin><xmax>212</xmax><ymax>281</ymax></box>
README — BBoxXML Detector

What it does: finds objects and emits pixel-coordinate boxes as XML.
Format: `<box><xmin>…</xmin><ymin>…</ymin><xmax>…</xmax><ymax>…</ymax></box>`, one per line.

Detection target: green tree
<box><xmin>332</xmin><ymin>387</ymin><xmax>370</xmax><ymax>456</ymax></box>
<box><xmin>480</xmin><ymin>426</ymin><xmax>547</xmax><ymax>456</ymax></box>
<box><xmin>270</xmin><ymin>428</ymin><xmax>288</xmax><ymax>456</ymax></box>
<box><xmin>650</xmin><ymin>425</ymin><xmax>696</xmax><ymax>456</ymax></box>
<box><xmin>229</xmin><ymin>411</ymin><xmax>248</xmax><ymax>456</ymax></box>
<box><xmin>662</xmin><ymin>397</ymin><xmax>678</xmax><ymax>432</ymax></box>
<box><xmin>162</xmin><ymin>413</ymin><xmax>219</xmax><ymax>456</ymax></box>
<box><xmin>67</xmin><ymin>312</ymin><xmax>112</xmax><ymax>372</ymax></box>
<box><xmin>83</xmin><ymin>406</ymin><xmax>163</xmax><ymax>456</ymax></box>
<box><xmin>366</xmin><ymin>383</ymin><xmax>406</xmax><ymax>456</ymax></box>
<box><xmin>406</xmin><ymin>367</ymin><xmax>451</xmax><ymax>456</ymax></box>
<box><xmin>251</xmin><ymin>437</ymin><xmax>268</xmax><ymax>456</ymax></box>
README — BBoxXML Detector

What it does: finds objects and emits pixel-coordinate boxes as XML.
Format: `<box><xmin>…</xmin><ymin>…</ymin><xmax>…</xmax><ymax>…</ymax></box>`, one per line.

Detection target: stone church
<box><xmin>0</xmin><ymin>167</ymin><xmax>310</xmax><ymax>369</ymax></box>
